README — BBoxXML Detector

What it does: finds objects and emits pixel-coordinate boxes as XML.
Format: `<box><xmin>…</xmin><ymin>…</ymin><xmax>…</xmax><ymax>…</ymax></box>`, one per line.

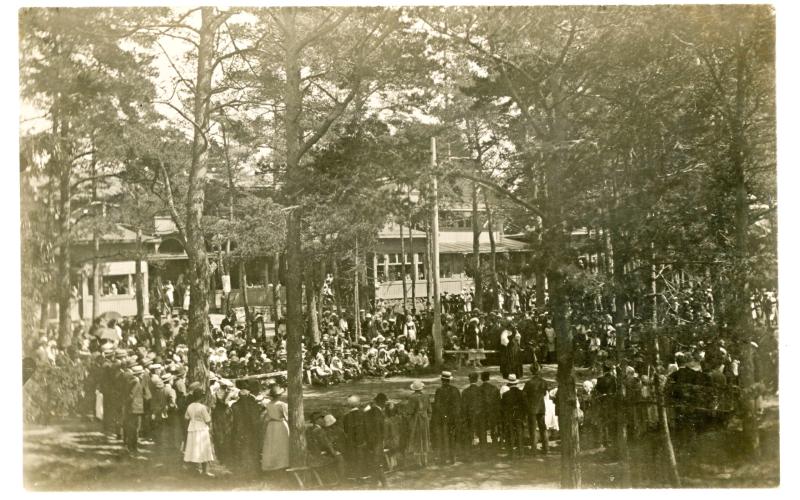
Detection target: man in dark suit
<box><xmin>364</xmin><ymin>393</ymin><xmax>388</xmax><ymax>487</ymax></box>
<box><xmin>595</xmin><ymin>362</ymin><xmax>617</xmax><ymax>448</ymax></box>
<box><xmin>522</xmin><ymin>363</ymin><xmax>549</xmax><ymax>453</ymax></box>
<box><xmin>340</xmin><ymin>394</ymin><xmax>367</xmax><ymax>480</ymax></box>
<box><xmin>667</xmin><ymin>352</ymin><xmax>705</xmax><ymax>444</ymax></box>
<box><xmin>501</xmin><ymin>374</ymin><xmax>526</xmax><ymax>458</ymax></box>
<box><xmin>432</xmin><ymin>371</ymin><xmax>461</xmax><ymax>465</ymax></box>
<box><xmin>479</xmin><ymin>371</ymin><xmax>501</xmax><ymax>448</ymax></box>
<box><xmin>461</xmin><ymin>372</ymin><xmax>484</xmax><ymax>454</ymax></box>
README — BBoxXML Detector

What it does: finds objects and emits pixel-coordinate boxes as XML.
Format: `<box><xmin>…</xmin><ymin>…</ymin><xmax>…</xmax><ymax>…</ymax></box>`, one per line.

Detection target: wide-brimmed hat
<box><xmin>131</xmin><ymin>365</ymin><xmax>144</xmax><ymax>374</ymax></box>
<box><xmin>440</xmin><ymin>371</ymin><xmax>453</xmax><ymax>381</ymax></box>
<box><xmin>160</xmin><ymin>373</ymin><xmax>174</xmax><ymax>383</ymax></box>
<box><xmin>410</xmin><ymin>380</ymin><xmax>425</xmax><ymax>391</ymax></box>
<box><xmin>506</xmin><ymin>374</ymin><xmax>519</xmax><ymax>386</ymax></box>
<box><xmin>346</xmin><ymin>395</ymin><xmax>361</xmax><ymax>407</ymax></box>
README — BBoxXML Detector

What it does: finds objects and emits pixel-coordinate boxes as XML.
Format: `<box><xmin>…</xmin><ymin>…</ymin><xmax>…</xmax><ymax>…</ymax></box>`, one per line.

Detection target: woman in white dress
<box><xmin>261</xmin><ymin>384</ymin><xmax>290</xmax><ymax>472</ymax></box>
<box><xmin>184</xmin><ymin>388</ymin><xmax>215</xmax><ymax>476</ymax></box>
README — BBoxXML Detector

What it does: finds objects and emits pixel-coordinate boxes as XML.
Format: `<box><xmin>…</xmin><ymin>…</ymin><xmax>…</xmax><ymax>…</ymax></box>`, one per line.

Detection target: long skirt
<box><xmin>406</xmin><ymin>414</ymin><xmax>430</xmax><ymax>466</ymax></box>
<box><xmin>184</xmin><ymin>427</ymin><xmax>215</xmax><ymax>463</ymax></box>
<box><xmin>261</xmin><ymin>420</ymin><xmax>290</xmax><ymax>471</ymax></box>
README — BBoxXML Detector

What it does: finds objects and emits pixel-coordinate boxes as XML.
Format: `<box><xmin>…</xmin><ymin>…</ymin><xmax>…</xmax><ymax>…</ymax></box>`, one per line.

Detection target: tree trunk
<box><xmin>272</xmin><ymin>253</ymin><xmax>281</xmax><ymax>320</ymax></box>
<box><xmin>731</xmin><ymin>37</ymin><xmax>760</xmax><ymax>458</ymax></box>
<box><xmin>400</xmin><ymin>221</ymin><xmax>407</xmax><ymax>312</ymax></box>
<box><xmin>57</xmin><ymin>147</ymin><xmax>72</xmax><ymax>349</ymax></box>
<box><xmin>285</xmin><ymin>212</ymin><xmax>307</xmax><ymax>467</ymax></box>
<box><xmin>615</xmin><ymin>325</ymin><xmax>632</xmax><ymax>487</ymax></box>
<box><xmin>551</xmin><ymin>268</ymin><xmax>580</xmax><ymax>488</ymax></box>
<box><xmin>183</xmin><ymin>6</ymin><xmax>218</xmax><ymax>399</ymax></box>
<box><xmin>135</xmin><ymin>229</ymin><xmax>145</xmax><ymax>323</ymax></box>
<box><xmin>651</xmin><ymin>242</ymin><xmax>681</xmax><ymax>487</ymax></box>
<box><xmin>471</xmin><ymin>181</ymin><xmax>483</xmax><ymax>311</ymax></box>
<box><xmin>305</xmin><ymin>262</ymin><xmax>320</xmax><ymax>344</ymax></box>
<box><xmin>239</xmin><ymin>260</ymin><xmax>251</xmax><ymax>334</ymax></box>
<box><xmin>332</xmin><ymin>257</ymin><xmax>341</xmax><ymax>316</ymax></box>
<box><xmin>92</xmin><ymin>236</ymin><xmax>101</xmax><ymax>320</ymax></box>
<box><xmin>430</xmin><ymin>138</ymin><xmax>443</xmax><ymax>367</ymax></box>
<box><xmin>424</xmin><ymin>220</ymin><xmax>432</xmax><ymax>310</ymax></box>
<box><xmin>283</xmin><ymin>9</ymin><xmax>307</xmax><ymax>466</ymax></box>
<box><xmin>409</xmin><ymin>224</ymin><xmax>416</xmax><ymax>312</ymax></box>
<box><xmin>354</xmin><ymin>239</ymin><xmax>361</xmax><ymax>342</ymax></box>
<box><xmin>484</xmin><ymin>194</ymin><xmax>498</xmax><ymax>310</ymax></box>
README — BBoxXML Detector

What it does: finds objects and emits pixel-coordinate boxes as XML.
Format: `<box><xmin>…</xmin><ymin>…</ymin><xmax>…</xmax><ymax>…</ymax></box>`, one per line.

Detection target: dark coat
<box><xmin>501</xmin><ymin>386</ymin><xmax>527</xmax><ymax>422</ymax></box>
<box><xmin>523</xmin><ymin>376</ymin><xmax>549</xmax><ymax>415</ymax></box>
<box><xmin>479</xmin><ymin>381</ymin><xmax>501</xmax><ymax>425</ymax></box>
<box><xmin>230</xmin><ymin>392</ymin><xmax>262</xmax><ymax>469</ymax></box>
<box><xmin>461</xmin><ymin>383</ymin><xmax>483</xmax><ymax>419</ymax></box>
<box><xmin>433</xmin><ymin>383</ymin><xmax>462</xmax><ymax>425</ymax></box>
<box><xmin>341</xmin><ymin>407</ymin><xmax>367</xmax><ymax>452</ymax></box>
<box><xmin>364</xmin><ymin>405</ymin><xmax>386</xmax><ymax>453</ymax></box>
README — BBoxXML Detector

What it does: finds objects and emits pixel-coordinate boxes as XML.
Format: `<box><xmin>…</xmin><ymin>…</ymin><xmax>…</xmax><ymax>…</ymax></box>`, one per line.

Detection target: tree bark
<box><xmin>332</xmin><ymin>257</ymin><xmax>341</xmax><ymax>316</ymax></box>
<box><xmin>283</xmin><ymin>9</ymin><xmax>307</xmax><ymax>466</ymax></box>
<box><xmin>135</xmin><ymin>229</ymin><xmax>145</xmax><ymax>323</ymax></box>
<box><xmin>471</xmin><ymin>182</ymin><xmax>483</xmax><ymax>311</ymax></box>
<box><xmin>484</xmin><ymin>193</ymin><xmax>498</xmax><ymax>310</ymax></box>
<box><xmin>57</xmin><ymin>139</ymin><xmax>72</xmax><ymax>349</ymax></box>
<box><xmin>239</xmin><ymin>260</ymin><xmax>251</xmax><ymax>334</ymax></box>
<box><xmin>424</xmin><ymin>220</ymin><xmax>432</xmax><ymax>310</ymax></box>
<box><xmin>305</xmin><ymin>262</ymin><xmax>320</xmax><ymax>344</ymax></box>
<box><xmin>551</xmin><ymin>268</ymin><xmax>580</xmax><ymax>488</ymax></box>
<box><xmin>651</xmin><ymin>242</ymin><xmax>681</xmax><ymax>487</ymax></box>
<box><xmin>731</xmin><ymin>36</ymin><xmax>760</xmax><ymax>458</ymax></box>
<box><xmin>400</xmin><ymin>221</ymin><xmax>407</xmax><ymax>312</ymax></box>
<box><xmin>409</xmin><ymin>222</ymin><xmax>416</xmax><ymax>311</ymax></box>
<box><xmin>183</xmin><ymin>7</ymin><xmax>220</xmax><ymax>400</ymax></box>
<box><xmin>271</xmin><ymin>253</ymin><xmax>281</xmax><ymax>320</ymax></box>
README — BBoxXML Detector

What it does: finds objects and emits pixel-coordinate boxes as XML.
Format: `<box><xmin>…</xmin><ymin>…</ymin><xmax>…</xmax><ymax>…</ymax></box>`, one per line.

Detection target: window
<box><xmin>102</xmin><ymin>275</ymin><xmax>134</xmax><ymax>296</ymax></box>
<box><xmin>381</xmin><ymin>253</ymin><xmax>425</xmax><ymax>282</ymax></box>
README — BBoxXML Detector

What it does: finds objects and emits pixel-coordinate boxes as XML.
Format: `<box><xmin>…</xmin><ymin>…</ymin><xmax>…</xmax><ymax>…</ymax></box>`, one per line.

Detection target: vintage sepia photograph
<box><xmin>18</xmin><ymin>3</ymin><xmax>780</xmax><ymax>491</ymax></box>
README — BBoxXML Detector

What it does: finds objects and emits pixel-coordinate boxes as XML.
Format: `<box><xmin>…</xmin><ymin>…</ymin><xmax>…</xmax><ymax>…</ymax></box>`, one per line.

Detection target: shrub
<box><xmin>23</xmin><ymin>356</ymin><xmax>87</xmax><ymax>425</ymax></box>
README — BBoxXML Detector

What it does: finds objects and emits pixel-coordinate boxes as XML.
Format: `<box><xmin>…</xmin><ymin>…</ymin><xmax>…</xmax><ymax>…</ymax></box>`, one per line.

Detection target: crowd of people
<box><xmin>23</xmin><ymin>276</ymin><xmax>777</xmax><ymax>486</ymax></box>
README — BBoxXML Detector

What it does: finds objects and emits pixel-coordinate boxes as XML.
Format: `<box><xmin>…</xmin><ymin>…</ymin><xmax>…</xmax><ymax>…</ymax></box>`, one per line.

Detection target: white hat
<box><xmin>322</xmin><ymin>414</ymin><xmax>337</xmax><ymax>427</ymax></box>
<box><xmin>506</xmin><ymin>374</ymin><xmax>519</xmax><ymax>386</ymax></box>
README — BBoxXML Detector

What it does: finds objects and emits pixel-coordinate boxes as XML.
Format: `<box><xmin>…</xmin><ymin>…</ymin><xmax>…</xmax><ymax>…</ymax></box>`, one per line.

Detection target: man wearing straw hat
<box><xmin>501</xmin><ymin>374</ymin><xmax>526</xmax><ymax>459</ymax></box>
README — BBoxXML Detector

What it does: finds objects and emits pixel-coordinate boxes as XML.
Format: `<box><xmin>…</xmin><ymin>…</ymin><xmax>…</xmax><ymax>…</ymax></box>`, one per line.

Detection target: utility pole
<box><xmin>431</xmin><ymin>137</ymin><xmax>443</xmax><ymax>367</ymax></box>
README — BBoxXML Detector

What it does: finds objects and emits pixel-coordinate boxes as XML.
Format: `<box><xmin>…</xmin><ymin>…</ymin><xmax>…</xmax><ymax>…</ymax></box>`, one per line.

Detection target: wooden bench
<box><xmin>286</xmin><ymin>466</ymin><xmax>324</xmax><ymax>489</ymax></box>
<box><xmin>444</xmin><ymin>349</ymin><xmax>497</xmax><ymax>369</ymax></box>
